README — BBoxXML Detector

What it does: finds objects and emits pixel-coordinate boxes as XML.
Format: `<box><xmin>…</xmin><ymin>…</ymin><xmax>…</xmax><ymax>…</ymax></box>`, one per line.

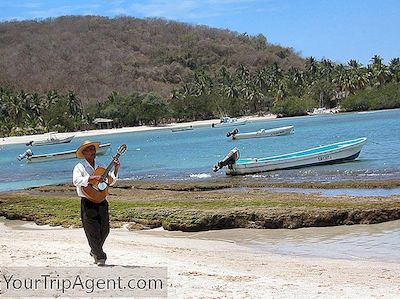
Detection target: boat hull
<box><xmin>225</xmin><ymin>138</ymin><xmax>367</xmax><ymax>175</ymax></box>
<box><xmin>232</xmin><ymin>126</ymin><xmax>294</xmax><ymax>140</ymax></box>
<box><xmin>212</xmin><ymin>119</ymin><xmax>247</xmax><ymax>128</ymax></box>
<box><xmin>27</xmin><ymin>143</ymin><xmax>111</xmax><ymax>163</ymax></box>
<box><xmin>171</xmin><ymin>126</ymin><xmax>193</xmax><ymax>132</ymax></box>
<box><xmin>31</xmin><ymin>135</ymin><xmax>75</xmax><ymax>146</ymax></box>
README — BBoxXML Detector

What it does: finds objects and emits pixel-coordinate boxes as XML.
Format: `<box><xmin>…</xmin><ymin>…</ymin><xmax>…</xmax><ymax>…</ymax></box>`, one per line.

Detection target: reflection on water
<box><xmin>268</xmin><ymin>187</ymin><xmax>400</xmax><ymax>197</ymax></box>
<box><xmin>144</xmin><ymin>220</ymin><xmax>400</xmax><ymax>263</ymax></box>
<box><xmin>215</xmin><ymin>186</ymin><xmax>400</xmax><ymax>197</ymax></box>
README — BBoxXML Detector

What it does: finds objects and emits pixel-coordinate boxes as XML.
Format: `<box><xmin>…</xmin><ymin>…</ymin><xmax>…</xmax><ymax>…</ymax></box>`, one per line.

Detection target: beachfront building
<box><xmin>93</xmin><ymin>118</ymin><xmax>113</xmax><ymax>129</ymax></box>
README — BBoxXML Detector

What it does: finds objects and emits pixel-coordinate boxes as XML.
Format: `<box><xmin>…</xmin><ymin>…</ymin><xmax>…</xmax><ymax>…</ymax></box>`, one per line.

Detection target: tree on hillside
<box><xmin>369</xmin><ymin>55</ymin><xmax>392</xmax><ymax>87</ymax></box>
<box><xmin>139</xmin><ymin>93</ymin><xmax>169</xmax><ymax>126</ymax></box>
<box><xmin>389</xmin><ymin>58</ymin><xmax>400</xmax><ymax>82</ymax></box>
<box><xmin>67</xmin><ymin>90</ymin><xmax>82</xmax><ymax>117</ymax></box>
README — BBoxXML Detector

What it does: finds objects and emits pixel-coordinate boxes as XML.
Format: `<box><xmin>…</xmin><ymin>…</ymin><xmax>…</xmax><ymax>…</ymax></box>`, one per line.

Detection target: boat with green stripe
<box><xmin>214</xmin><ymin>138</ymin><xmax>367</xmax><ymax>175</ymax></box>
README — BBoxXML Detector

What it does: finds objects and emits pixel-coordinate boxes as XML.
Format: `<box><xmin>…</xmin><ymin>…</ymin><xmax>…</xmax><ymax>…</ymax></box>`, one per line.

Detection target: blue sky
<box><xmin>0</xmin><ymin>0</ymin><xmax>398</xmax><ymax>65</ymax></box>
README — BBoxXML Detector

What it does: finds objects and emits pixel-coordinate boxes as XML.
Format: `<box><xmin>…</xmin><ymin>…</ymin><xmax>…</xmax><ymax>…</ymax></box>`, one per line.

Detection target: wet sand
<box><xmin>142</xmin><ymin>219</ymin><xmax>400</xmax><ymax>263</ymax></box>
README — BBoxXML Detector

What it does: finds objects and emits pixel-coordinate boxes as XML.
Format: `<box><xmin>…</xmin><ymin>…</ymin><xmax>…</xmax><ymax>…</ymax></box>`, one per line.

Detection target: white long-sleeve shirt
<box><xmin>73</xmin><ymin>159</ymin><xmax>117</xmax><ymax>198</ymax></box>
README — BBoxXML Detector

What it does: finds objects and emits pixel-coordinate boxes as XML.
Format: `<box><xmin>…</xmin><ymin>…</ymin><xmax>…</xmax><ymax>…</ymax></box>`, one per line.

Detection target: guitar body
<box><xmin>81</xmin><ymin>144</ymin><xmax>127</xmax><ymax>204</ymax></box>
<box><xmin>82</xmin><ymin>167</ymin><xmax>114</xmax><ymax>203</ymax></box>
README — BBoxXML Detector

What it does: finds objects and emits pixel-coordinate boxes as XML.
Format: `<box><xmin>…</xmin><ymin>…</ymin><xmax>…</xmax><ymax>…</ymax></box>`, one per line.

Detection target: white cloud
<box><xmin>24</xmin><ymin>3</ymin><xmax>103</xmax><ymax>19</ymax></box>
<box><xmin>17</xmin><ymin>1</ymin><xmax>44</xmax><ymax>9</ymax></box>
<box><xmin>111</xmin><ymin>0</ymin><xmax>267</xmax><ymax>20</ymax></box>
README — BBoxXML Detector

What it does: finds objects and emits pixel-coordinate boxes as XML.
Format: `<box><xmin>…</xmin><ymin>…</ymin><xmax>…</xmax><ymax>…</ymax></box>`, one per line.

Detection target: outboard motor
<box><xmin>17</xmin><ymin>149</ymin><xmax>33</xmax><ymax>161</ymax></box>
<box><xmin>226</xmin><ymin>128</ymin><xmax>239</xmax><ymax>138</ymax></box>
<box><xmin>213</xmin><ymin>148</ymin><xmax>240</xmax><ymax>172</ymax></box>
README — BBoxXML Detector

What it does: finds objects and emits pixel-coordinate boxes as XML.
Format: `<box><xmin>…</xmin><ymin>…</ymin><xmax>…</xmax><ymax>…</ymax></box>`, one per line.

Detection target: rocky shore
<box><xmin>1</xmin><ymin>179</ymin><xmax>399</xmax><ymax>231</ymax></box>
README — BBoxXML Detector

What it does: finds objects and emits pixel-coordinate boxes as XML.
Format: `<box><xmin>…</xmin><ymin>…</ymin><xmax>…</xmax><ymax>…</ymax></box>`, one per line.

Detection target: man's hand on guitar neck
<box><xmin>113</xmin><ymin>158</ymin><xmax>120</xmax><ymax>176</ymax></box>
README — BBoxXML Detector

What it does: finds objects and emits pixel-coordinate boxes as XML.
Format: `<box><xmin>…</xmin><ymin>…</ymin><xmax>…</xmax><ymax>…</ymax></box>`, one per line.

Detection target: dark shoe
<box><xmin>90</xmin><ymin>251</ymin><xmax>99</xmax><ymax>264</ymax></box>
<box><xmin>97</xmin><ymin>259</ymin><xmax>106</xmax><ymax>266</ymax></box>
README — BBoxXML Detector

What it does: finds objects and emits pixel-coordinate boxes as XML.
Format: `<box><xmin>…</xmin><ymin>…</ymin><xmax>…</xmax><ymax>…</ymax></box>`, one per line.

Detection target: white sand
<box><xmin>0</xmin><ymin>115</ymin><xmax>276</xmax><ymax>145</ymax></box>
<box><xmin>1</xmin><ymin>221</ymin><xmax>399</xmax><ymax>298</ymax></box>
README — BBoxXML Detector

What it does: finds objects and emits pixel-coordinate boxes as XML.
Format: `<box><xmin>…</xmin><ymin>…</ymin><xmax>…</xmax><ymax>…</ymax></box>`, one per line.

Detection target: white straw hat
<box><xmin>76</xmin><ymin>140</ymin><xmax>100</xmax><ymax>158</ymax></box>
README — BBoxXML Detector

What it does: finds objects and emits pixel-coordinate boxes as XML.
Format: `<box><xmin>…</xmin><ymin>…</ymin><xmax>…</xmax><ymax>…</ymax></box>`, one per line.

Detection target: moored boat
<box><xmin>211</xmin><ymin>117</ymin><xmax>247</xmax><ymax>128</ymax></box>
<box><xmin>171</xmin><ymin>126</ymin><xmax>193</xmax><ymax>132</ymax></box>
<box><xmin>213</xmin><ymin>138</ymin><xmax>367</xmax><ymax>175</ymax></box>
<box><xmin>18</xmin><ymin>143</ymin><xmax>111</xmax><ymax>163</ymax></box>
<box><xmin>307</xmin><ymin>107</ymin><xmax>339</xmax><ymax>116</ymax></box>
<box><xmin>27</xmin><ymin>133</ymin><xmax>75</xmax><ymax>146</ymax></box>
<box><xmin>229</xmin><ymin>125</ymin><xmax>294</xmax><ymax>140</ymax></box>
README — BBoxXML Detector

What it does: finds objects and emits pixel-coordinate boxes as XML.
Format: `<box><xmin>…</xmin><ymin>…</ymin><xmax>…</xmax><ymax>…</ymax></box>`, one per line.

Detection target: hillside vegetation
<box><xmin>1</xmin><ymin>16</ymin><xmax>400</xmax><ymax>136</ymax></box>
<box><xmin>0</xmin><ymin>15</ymin><xmax>302</xmax><ymax>105</ymax></box>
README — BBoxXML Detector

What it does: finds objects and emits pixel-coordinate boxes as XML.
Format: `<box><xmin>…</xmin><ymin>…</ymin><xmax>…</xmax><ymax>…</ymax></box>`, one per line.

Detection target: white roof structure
<box><xmin>93</xmin><ymin>118</ymin><xmax>113</xmax><ymax>124</ymax></box>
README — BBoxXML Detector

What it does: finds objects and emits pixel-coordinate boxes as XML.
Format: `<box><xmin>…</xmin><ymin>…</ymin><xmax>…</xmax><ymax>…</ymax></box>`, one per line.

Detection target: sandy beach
<box><xmin>1</xmin><ymin>219</ymin><xmax>399</xmax><ymax>298</ymax></box>
<box><xmin>0</xmin><ymin>115</ymin><xmax>276</xmax><ymax>145</ymax></box>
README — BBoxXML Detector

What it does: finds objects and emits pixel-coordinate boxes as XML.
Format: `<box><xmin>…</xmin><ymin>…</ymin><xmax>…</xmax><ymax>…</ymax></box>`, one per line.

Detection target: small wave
<box><xmin>358</xmin><ymin>110</ymin><xmax>381</xmax><ymax>114</ymax></box>
<box><xmin>189</xmin><ymin>173</ymin><xmax>211</xmax><ymax>179</ymax></box>
<box><xmin>364</xmin><ymin>173</ymin><xmax>392</xmax><ymax>177</ymax></box>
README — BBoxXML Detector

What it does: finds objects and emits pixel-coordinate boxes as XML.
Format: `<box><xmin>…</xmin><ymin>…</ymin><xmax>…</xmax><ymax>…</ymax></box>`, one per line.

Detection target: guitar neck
<box><xmin>101</xmin><ymin>153</ymin><xmax>120</xmax><ymax>180</ymax></box>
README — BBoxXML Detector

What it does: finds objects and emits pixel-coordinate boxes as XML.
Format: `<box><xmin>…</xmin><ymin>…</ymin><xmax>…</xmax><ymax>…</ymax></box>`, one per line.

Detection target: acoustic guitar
<box><xmin>82</xmin><ymin>144</ymin><xmax>127</xmax><ymax>203</ymax></box>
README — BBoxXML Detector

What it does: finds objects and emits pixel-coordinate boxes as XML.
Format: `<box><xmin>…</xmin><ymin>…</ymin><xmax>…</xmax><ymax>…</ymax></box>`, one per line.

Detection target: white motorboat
<box><xmin>307</xmin><ymin>107</ymin><xmax>339</xmax><ymax>116</ymax></box>
<box><xmin>171</xmin><ymin>126</ymin><xmax>194</xmax><ymax>132</ymax></box>
<box><xmin>18</xmin><ymin>143</ymin><xmax>111</xmax><ymax>163</ymax></box>
<box><xmin>229</xmin><ymin>125</ymin><xmax>294</xmax><ymax>140</ymax></box>
<box><xmin>211</xmin><ymin>117</ymin><xmax>247</xmax><ymax>128</ymax></box>
<box><xmin>27</xmin><ymin>132</ymin><xmax>75</xmax><ymax>146</ymax></box>
<box><xmin>214</xmin><ymin>138</ymin><xmax>367</xmax><ymax>175</ymax></box>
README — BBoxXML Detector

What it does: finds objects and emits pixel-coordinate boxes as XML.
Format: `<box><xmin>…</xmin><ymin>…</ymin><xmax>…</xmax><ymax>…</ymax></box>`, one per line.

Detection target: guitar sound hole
<box><xmin>98</xmin><ymin>182</ymin><xmax>107</xmax><ymax>191</ymax></box>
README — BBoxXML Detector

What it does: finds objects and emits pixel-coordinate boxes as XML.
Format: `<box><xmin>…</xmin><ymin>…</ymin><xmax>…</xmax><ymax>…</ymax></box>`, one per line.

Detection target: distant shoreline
<box><xmin>0</xmin><ymin>114</ymin><xmax>276</xmax><ymax>145</ymax></box>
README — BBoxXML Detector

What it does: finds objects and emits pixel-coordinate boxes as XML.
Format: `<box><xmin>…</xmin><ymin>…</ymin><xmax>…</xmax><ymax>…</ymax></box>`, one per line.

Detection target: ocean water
<box><xmin>147</xmin><ymin>220</ymin><xmax>400</xmax><ymax>263</ymax></box>
<box><xmin>1</xmin><ymin>108</ymin><xmax>400</xmax><ymax>192</ymax></box>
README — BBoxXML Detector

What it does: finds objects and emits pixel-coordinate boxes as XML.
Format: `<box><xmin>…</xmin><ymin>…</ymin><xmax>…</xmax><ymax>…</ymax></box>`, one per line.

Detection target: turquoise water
<box><xmin>1</xmin><ymin>109</ymin><xmax>400</xmax><ymax>192</ymax></box>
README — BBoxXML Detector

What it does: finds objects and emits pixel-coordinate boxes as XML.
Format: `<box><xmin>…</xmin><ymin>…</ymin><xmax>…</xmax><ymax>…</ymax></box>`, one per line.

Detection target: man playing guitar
<box><xmin>72</xmin><ymin>140</ymin><xmax>120</xmax><ymax>266</ymax></box>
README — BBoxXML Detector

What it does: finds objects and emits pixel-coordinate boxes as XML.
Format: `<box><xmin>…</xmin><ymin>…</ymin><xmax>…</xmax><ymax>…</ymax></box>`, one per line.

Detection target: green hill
<box><xmin>0</xmin><ymin>15</ymin><xmax>303</xmax><ymax>106</ymax></box>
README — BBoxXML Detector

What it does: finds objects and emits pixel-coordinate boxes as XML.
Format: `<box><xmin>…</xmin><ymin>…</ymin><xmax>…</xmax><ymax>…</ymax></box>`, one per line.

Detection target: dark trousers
<box><xmin>80</xmin><ymin>197</ymin><xmax>110</xmax><ymax>260</ymax></box>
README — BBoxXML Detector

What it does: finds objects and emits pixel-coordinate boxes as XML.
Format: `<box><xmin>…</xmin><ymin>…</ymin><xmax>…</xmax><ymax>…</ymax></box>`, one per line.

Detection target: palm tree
<box><xmin>274</xmin><ymin>84</ymin><xmax>286</xmax><ymax>107</ymax></box>
<box><xmin>348</xmin><ymin>59</ymin><xmax>362</xmax><ymax>69</ymax></box>
<box><xmin>8</xmin><ymin>94</ymin><xmax>25</xmax><ymax>127</ymax></box>
<box><xmin>346</xmin><ymin>59</ymin><xmax>369</xmax><ymax>92</ymax></box>
<box><xmin>370</xmin><ymin>55</ymin><xmax>383</xmax><ymax>67</ymax></box>
<box><xmin>45</xmin><ymin>90</ymin><xmax>60</xmax><ymax>107</ymax></box>
<box><xmin>305</xmin><ymin>56</ymin><xmax>319</xmax><ymax>79</ymax></box>
<box><xmin>27</xmin><ymin>93</ymin><xmax>45</xmax><ymax>126</ymax></box>
<box><xmin>320</xmin><ymin>59</ymin><xmax>335</xmax><ymax>80</ymax></box>
<box><xmin>368</xmin><ymin>55</ymin><xmax>392</xmax><ymax>87</ymax></box>
<box><xmin>217</xmin><ymin>66</ymin><xmax>231</xmax><ymax>85</ymax></box>
<box><xmin>389</xmin><ymin>58</ymin><xmax>400</xmax><ymax>82</ymax></box>
<box><xmin>67</xmin><ymin>91</ymin><xmax>82</xmax><ymax>117</ymax></box>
